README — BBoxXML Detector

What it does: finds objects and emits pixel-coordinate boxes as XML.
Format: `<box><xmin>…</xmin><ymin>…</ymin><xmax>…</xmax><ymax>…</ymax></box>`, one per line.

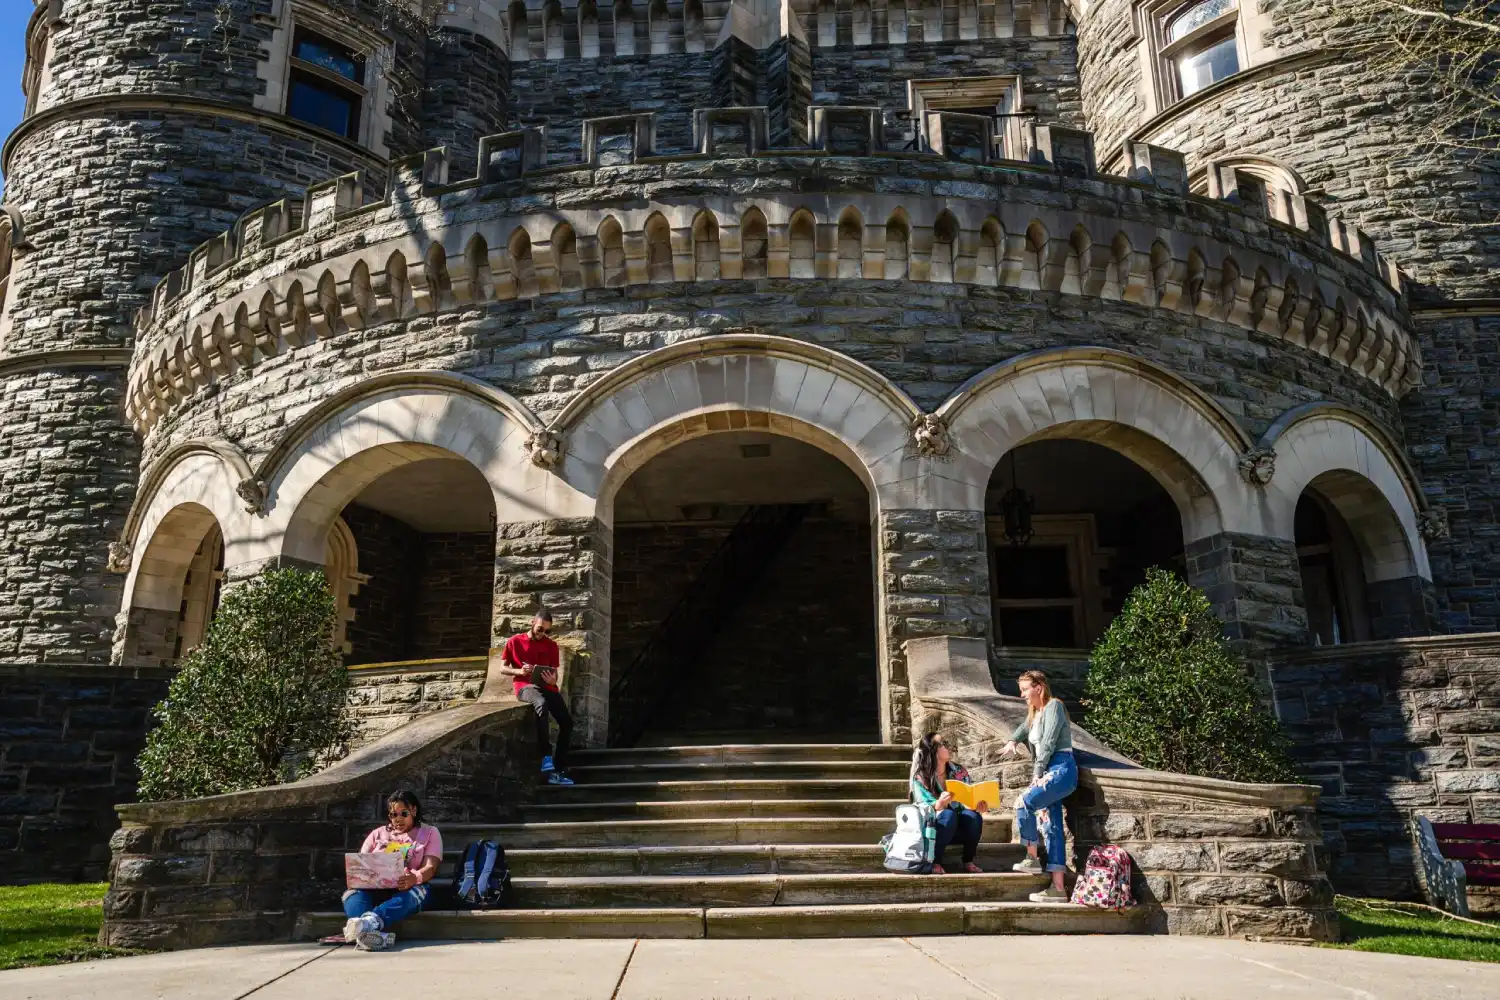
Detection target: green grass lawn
<box><xmin>0</xmin><ymin>883</ymin><xmax>141</xmax><ymax>971</ymax></box>
<box><xmin>1333</xmin><ymin>897</ymin><xmax>1500</xmax><ymax>963</ymax></box>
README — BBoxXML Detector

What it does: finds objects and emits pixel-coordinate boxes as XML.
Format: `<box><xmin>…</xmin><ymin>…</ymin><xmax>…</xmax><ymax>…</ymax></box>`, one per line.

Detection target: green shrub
<box><xmin>1083</xmin><ymin>567</ymin><xmax>1298</xmax><ymax>784</ymax></box>
<box><xmin>136</xmin><ymin>568</ymin><xmax>356</xmax><ymax>801</ymax></box>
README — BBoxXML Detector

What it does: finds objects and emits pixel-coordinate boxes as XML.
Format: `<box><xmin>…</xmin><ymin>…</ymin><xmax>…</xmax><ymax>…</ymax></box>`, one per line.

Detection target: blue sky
<box><xmin>0</xmin><ymin>6</ymin><xmax>28</xmax><ymax>151</ymax></box>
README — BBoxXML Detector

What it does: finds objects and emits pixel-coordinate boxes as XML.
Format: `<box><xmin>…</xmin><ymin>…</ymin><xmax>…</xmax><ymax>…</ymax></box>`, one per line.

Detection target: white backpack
<box><xmin>881</xmin><ymin>804</ymin><xmax>936</xmax><ymax>874</ymax></box>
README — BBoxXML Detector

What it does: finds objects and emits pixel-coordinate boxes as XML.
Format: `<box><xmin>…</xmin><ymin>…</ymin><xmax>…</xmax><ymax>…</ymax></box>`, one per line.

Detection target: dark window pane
<box><xmin>288</xmin><ymin>76</ymin><xmax>357</xmax><ymax>137</ymax></box>
<box><xmin>998</xmin><ymin>607</ymin><xmax>1078</xmax><ymax>648</ymax></box>
<box><xmin>994</xmin><ymin>545</ymin><xmax>1073</xmax><ymax>599</ymax></box>
<box><xmin>1176</xmin><ymin>34</ymin><xmax>1239</xmax><ymax>96</ymax></box>
<box><xmin>294</xmin><ymin>32</ymin><xmax>363</xmax><ymax>82</ymax></box>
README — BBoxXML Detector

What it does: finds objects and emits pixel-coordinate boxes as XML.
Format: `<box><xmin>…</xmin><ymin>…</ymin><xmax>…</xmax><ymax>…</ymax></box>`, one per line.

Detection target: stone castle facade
<box><xmin>2</xmin><ymin>0</ymin><xmax>1498</xmax><ymax>907</ymax></box>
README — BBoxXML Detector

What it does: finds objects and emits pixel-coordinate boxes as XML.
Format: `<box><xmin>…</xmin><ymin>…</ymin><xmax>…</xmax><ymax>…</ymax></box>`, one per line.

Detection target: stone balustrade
<box><xmin>345</xmin><ymin>657</ymin><xmax>488</xmax><ymax>746</ymax></box>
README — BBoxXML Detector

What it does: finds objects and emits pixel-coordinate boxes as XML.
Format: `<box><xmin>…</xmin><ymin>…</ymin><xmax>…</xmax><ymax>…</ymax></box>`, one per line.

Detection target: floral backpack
<box><xmin>1069</xmin><ymin>845</ymin><xmax>1135</xmax><ymax>910</ymax></box>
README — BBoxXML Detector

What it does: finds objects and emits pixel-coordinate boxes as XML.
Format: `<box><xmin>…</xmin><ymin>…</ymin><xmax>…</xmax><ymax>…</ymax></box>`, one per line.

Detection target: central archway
<box><xmin>603</xmin><ymin>414</ymin><xmax>881</xmax><ymax>746</ymax></box>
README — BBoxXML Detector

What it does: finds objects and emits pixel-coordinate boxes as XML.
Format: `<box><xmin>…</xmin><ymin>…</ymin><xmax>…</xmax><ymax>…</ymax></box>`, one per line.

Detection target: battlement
<box><xmin>123</xmin><ymin>107</ymin><xmax>1418</xmax><ymax>437</ymax></box>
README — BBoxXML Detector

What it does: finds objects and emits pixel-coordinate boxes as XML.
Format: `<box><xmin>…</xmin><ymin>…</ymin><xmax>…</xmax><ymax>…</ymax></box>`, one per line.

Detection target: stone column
<box><xmin>491</xmin><ymin>517</ymin><xmax>612</xmax><ymax>748</ymax></box>
<box><xmin>1185</xmin><ymin>532</ymin><xmax>1308</xmax><ymax>649</ymax></box>
<box><xmin>879</xmin><ymin>509</ymin><xmax>991</xmax><ymax>744</ymax></box>
<box><xmin>1366</xmin><ymin>576</ymin><xmax>1442</xmax><ymax>639</ymax></box>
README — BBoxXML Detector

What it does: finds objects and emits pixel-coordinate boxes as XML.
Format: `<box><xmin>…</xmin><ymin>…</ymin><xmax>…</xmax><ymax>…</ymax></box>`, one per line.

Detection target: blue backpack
<box><xmin>454</xmin><ymin>840</ymin><xmax>510</xmax><ymax>909</ymax></box>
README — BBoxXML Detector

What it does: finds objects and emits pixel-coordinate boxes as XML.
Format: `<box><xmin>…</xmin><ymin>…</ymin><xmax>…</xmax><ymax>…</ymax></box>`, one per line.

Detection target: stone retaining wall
<box><xmin>1</xmin><ymin>664</ymin><xmax>173</xmax><ymax>884</ymax></box>
<box><xmin>1269</xmin><ymin>633</ymin><xmax>1500</xmax><ymax>912</ymax></box>
<box><xmin>102</xmin><ymin>706</ymin><xmax>533</xmax><ymax>950</ymax></box>
<box><xmin>344</xmin><ymin>661</ymin><xmax>488</xmax><ymax>746</ymax></box>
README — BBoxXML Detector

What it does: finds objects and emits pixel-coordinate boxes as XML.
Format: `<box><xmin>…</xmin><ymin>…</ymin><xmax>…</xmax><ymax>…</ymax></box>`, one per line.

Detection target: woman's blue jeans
<box><xmin>933</xmin><ymin>806</ymin><xmax>984</xmax><ymax>866</ymax></box>
<box><xmin>1014</xmin><ymin>751</ymin><xmax>1078</xmax><ymax>873</ymax></box>
<box><xmin>342</xmin><ymin>884</ymin><xmax>429</xmax><ymax>929</ymax></box>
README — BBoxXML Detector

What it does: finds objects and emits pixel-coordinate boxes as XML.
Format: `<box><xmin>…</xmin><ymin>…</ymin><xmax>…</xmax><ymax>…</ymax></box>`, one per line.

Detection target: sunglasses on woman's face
<box><xmin>388</xmin><ymin>809</ymin><xmax>411</xmax><ymax>819</ymax></box>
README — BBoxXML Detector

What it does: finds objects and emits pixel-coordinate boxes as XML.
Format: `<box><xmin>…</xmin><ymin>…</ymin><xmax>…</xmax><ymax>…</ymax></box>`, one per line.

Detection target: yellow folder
<box><xmin>944</xmin><ymin>778</ymin><xmax>1000</xmax><ymax>812</ymax></box>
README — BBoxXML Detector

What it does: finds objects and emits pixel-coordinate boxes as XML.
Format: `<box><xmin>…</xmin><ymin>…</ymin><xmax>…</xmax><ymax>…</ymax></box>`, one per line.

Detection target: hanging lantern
<box><xmin>1000</xmin><ymin>451</ymin><xmax>1034</xmax><ymax>546</ymax></box>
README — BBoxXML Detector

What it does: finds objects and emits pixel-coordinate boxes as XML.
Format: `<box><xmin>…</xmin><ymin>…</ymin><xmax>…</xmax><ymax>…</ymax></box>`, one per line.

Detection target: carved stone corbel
<box><xmin>1418</xmin><ymin>508</ymin><xmax>1450</xmax><ymax>542</ymax></box>
<box><xmin>106</xmin><ymin>540</ymin><xmax>132</xmax><ymax>575</ymax></box>
<box><xmin>912</xmin><ymin>413</ymin><xmax>951</xmax><ymax>457</ymax></box>
<box><xmin>527</xmin><ymin>429</ymin><xmax>563</xmax><ymax>469</ymax></box>
<box><xmin>237</xmin><ymin>477</ymin><xmax>269</xmax><ymax>515</ymax></box>
<box><xmin>1237</xmin><ymin>447</ymin><xmax>1276</xmax><ymax>487</ymax></box>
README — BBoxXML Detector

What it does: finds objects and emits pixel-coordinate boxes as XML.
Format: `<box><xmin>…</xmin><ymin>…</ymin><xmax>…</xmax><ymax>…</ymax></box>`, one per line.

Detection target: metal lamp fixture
<box><xmin>1000</xmin><ymin>450</ymin><xmax>1034</xmax><ymax>546</ymax></box>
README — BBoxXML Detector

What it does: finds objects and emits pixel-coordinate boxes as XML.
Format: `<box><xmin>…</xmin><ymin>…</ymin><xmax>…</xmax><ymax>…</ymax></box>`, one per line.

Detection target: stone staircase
<box><xmin>298</xmin><ymin>744</ymin><xmax>1145</xmax><ymax>939</ymax></box>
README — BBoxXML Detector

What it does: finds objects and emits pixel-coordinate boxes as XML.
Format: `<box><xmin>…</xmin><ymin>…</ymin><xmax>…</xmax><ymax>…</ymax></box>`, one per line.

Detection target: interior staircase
<box><xmin>298</xmin><ymin>743</ymin><xmax>1145</xmax><ymax>939</ymax></box>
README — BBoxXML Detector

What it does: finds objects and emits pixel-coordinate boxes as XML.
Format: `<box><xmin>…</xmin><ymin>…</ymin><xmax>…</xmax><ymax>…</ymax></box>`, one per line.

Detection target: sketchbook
<box><xmin>944</xmin><ymin>778</ymin><xmax>1001</xmax><ymax>812</ymax></box>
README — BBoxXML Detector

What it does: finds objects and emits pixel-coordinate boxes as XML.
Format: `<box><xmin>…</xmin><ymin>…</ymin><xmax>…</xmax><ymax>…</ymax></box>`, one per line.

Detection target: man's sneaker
<box><xmin>343</xmin><ymin>913</ymin><xmax>380</xmax><ymax>943</ymax></box>
<box><xmin>355</xmin><ymin>929</ymin><xmax>395</xmax><ymax>952</ymax></box>
<box><xmin>1029</xmin><ymin>886</ymin><xmax>1070</xmax><ymax>904</ymax></box>
<box><xmin>1012</xmin><ymin>857</ymin><xmax>1045</xmax><ymax>875</ymax></box>
<box><xmin>547</xmin><ymin>771</ymin><xmax>575</xmax><ymax>786</ymax></box>
<box><xmin>540</xmin><ymin>755</ymin><xmax>555</xmax><ymax>773</ymax></box>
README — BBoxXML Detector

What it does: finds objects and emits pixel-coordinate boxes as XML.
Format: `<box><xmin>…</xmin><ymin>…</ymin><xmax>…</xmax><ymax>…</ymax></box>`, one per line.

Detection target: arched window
<box><xmin>931</xmin><ymin>212</ymin><xmax>959</xmax><ymax>283</ymax></box>
<box><xmin>837</xmin><ymin>209</ymin><xmax>863</xmax><ymax>279</ymax></box>
<box><xmin>325</xmin><ymin>516</ymin><xmax>364</xmax><ymax>656</ymax></box>
<box><xmin>175</xmin><ymin>524</ymin><xmax>225</xmax><ymax>659</ymax></box>
<box><xmin>692</xmin><ymin>211</ymin><xmax>720</xmax><ymax>280</ymax></box>
<box><xmin>614</xmin><ymin>0</ymin><xmax>636</xmax><ymax>56</ymax></box>
<box><xmin>510</xmin><ymin>228</ymin><xmax>539</xmax><ymax>297</ymax></box>
<box><xmin>508</xmin><ymin>1</ymin><xmax>531</xmax><ymax>61</ymax></box>
<box><xmin>789</xmin><ymin>210</ymin><xmax>816</xmax><ymax>279</ymax></box>
<box><xmin>553</xmin><ymin>223</ymin><xmax>583</xmax><ymax>290</ymax></box>
<box><xmin>0</xmin><ymin>214</ymin><xmax>14</xmax><ymax>326</ymax></box>
<box><xmin>649</xmin><ymin>0</ymin><xmax>670</xmax><ymax>54</ymax></box>
<box><xmin>741</xmin><ymin>208</ymin><xmax>768</xmax><ymax>279</ymax></box>
<box><xmin>599</xmin><ymin>217</ymin><xmax>627</xmax><ymax>286</ymax></box>
<box><xmin>884</xmin><ymin>213</ymin><xmax>909</xmax><ymax>279</ymax></box>
<box><xmin>1159</xmin><ymin>0</ymin><xmax>1239</xmax><ymax>100</ymax></box>
<box><xmin>645</xmin><ymin>213</ymin><xmax>674</xmax><ymax>282</ymax></box>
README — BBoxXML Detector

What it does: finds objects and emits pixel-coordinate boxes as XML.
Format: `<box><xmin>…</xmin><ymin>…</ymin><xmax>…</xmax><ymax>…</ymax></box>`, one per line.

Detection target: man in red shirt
<box><xmin>498</xmin><ymin>609</ymin><xmax>574</xmax><ymax>785</ymax></box>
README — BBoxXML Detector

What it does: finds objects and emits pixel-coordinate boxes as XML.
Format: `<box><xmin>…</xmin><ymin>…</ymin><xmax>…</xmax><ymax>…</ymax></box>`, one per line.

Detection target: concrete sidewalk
<box><xmin>5</xmin><ymin>936</ymin><xmax>1499</xmax><ymax>1000</ymax></box>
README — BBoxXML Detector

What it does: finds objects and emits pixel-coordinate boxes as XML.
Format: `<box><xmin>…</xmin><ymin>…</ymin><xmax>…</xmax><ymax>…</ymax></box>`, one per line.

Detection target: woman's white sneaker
<box><xmin>355</xmin><ymin>929</ymin><xmax>395</xmax><ymax>952</ymax></box>
<box><xmin>1029</xmin><ymin>886</ymin><xmax>1070</xmax><ymax>903</ymax></box>
<box><xmin>342</xmin><ymin>913</ymin><xmax>379</xmax><ymax>943</ymax></box>
<box><xmin>1011</xmin><ymin>857</ymin><xmax>1044</xmax><ymax>874</ymax></box>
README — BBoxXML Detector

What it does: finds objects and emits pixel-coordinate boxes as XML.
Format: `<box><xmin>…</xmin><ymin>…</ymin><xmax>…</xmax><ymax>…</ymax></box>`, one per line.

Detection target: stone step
<box><xmin>533</xmin><ymin>778</ymin><xmax>911</xmax><ymax>802</ymax></box>
<box><xmin>499</xmin><ymin>843</ymin><xmax>1028</xmax><ymax>878</ymax></box>
<box><xmin>566</xmin><ymin>761</ymin><xmax>911</xmax><ymax>783</ymax></box>
<box><xmin>520</xmin><ymin>798</ymin><xmax>905</xmax><ymax>822</ymax></box>
<box><xmin>297</xmin><ymin>901</ymin><xmax>1145</xmax><ymax>940</ymax></box>
<box><xmin>507</xmin><ymin>871</ymin><xmax>1048</xmax><ymax>908</ymax></box>
<box><xmin>446</xmin><ymin>816</ymin><xmax>1013</xmax><ymax>849</ymax></box>
<box><xmin>570</xmin><ymin>744</ymin><xmax>912</xmax><ymax>766</ymax></box>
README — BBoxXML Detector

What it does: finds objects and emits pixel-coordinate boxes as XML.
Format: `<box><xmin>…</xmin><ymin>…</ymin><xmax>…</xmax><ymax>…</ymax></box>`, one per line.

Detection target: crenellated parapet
<box><xmin>125</xmin><ymin>110</ymin><xmax>1417</xmax><ymax>435</ymax></box>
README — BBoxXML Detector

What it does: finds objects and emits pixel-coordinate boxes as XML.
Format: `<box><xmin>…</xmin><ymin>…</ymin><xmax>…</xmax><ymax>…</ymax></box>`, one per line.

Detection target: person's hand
<box><xmin>935</xmin><ymin>791</ymin><xmax>954</xmax><ymax>810</ymax></box>
<box><xmin>538</xmin><ymin>667</ymin><xmax>558</xmax><ymax>686</ymax></box>
<box><xmin>1002</xmin><ymin>741</ymin><xmax>1019</xmax><ymax>757</ymax></box>
<box><xmin>974</xmin><ymin>800</ymin><xmax>990</xmax><ymax>813</ymax></box>
<box><xmin>396</xmin><ymin>871</ymin><xmax>417</xmax><ymax>891</ymax></box>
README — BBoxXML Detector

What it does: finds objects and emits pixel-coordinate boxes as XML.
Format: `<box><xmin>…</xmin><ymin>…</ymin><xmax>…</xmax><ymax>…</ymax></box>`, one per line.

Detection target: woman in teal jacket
<box><xmin>1002</xmin><ymin>669</ymin><xmax>1076</xmax><ymax>902</ymax></box>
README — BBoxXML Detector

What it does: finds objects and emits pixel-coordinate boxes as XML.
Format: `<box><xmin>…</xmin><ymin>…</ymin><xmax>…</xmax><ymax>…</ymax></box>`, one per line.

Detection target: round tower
<box><xmin>0</xmin><ymin>0</ymin><xmax>452</xmax><ymax>663</ymax></box>
<box><xmin>1074</xmin><ymin>0</ymin><xmax>1500</xmax><ymax>631</ymax></box>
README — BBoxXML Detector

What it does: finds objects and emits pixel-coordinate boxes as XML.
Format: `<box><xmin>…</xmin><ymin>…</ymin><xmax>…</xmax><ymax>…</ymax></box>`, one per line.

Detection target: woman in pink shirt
<box><xmin>342</xmin><ymin>790</ymin><xmax>443</xmax><ymax>951</ymax></box>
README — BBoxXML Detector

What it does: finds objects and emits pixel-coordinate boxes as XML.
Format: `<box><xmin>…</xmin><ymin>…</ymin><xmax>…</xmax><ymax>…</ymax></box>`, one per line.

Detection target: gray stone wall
<box><xmin>881</xmin><ymin>509</ymin><xmax>991</xmax><ymax>742</ymax></box>
<box><xmin>1185</xmin><ymin>532</ymin><xmax>1308</xmax><ymax>650</ymax></box>
<box><xmin>421</xmin><ymin>28</ymin><xmax>512</xmax><ymax>169</ymax></box>
<box><xmin>1269</xmin><ymin>634</ymin><xmax>1500</xmax><ymax>911</ymax></box>
<box><xmin>101</xmin><ymin>710</ymin><xmax>534</xmax><ymax>949</ymax></box>
<box><xmin>1</xmin><ymin>664</ymin><xmax>173</xmax><ymax>884</ymax></box>
<box><xmin>344</xmin><ymin>663</ymin><xmax>487</xmax><ymax>745</ymax></box>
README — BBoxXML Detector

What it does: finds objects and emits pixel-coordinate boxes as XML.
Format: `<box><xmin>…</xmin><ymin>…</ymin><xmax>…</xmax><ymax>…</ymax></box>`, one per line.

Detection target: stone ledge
<box><xmin>116</xmin><ymin>701</ymin><xmax>525</xmax><ymax>825</ymax></box>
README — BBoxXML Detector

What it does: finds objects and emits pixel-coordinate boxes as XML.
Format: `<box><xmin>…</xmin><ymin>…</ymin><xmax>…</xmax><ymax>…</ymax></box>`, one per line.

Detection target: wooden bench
<box><xmin>1415</xmin><ymin>817</ymin><xmax>1500</xmax><ymax>917</ymax></box>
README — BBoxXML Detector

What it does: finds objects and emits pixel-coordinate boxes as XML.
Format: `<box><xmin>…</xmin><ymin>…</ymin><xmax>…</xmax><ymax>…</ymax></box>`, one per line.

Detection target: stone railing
<box><xmin>909</xmin><ymin>635</ymin><xmax>1337</xmax><ymax>941</ymax></box>
<box><xmin>1268</xmin><ymin>632</ymin><xmax>1500</xmax><ymax>913</ymax></box>
<box><xmin>345</xmin><ymin>656</ymin><xmax>487</xmax><ymax>746</ymax></box>
<box><xmin>124</xmin><ymin>110</ymin><xmax>1415</xmax><ymax>436</ymax></box>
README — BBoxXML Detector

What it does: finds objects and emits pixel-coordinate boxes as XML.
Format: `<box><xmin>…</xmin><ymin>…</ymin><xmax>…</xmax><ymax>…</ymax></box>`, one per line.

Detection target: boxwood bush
<box><xmin>1083</xmin><ymin>567</ymin><xmax>1298</xmax><ymax>784</ymax></box>
<box><xmin>136</xmin><ymin>568</ymin><xmax>356</xmax><ymax>800</ymax></box>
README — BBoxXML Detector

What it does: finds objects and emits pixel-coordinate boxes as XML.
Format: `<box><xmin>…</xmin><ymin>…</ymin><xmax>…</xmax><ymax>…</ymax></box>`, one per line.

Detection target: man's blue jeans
<box><xmin>342</xmin><ymin>884</ymin><xmax>429</xmax><ymax>929</ymax></box>
<box><xmin>1014</xmin><ymin>750</ymin><xmax>1078</xmax><ymax>873</ymax></box>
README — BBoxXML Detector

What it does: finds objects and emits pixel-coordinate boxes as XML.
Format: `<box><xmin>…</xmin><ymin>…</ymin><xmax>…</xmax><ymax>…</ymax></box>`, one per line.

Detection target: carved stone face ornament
<box><xmin>236</xmin><ymin>477</ymin><xmax>269</xmax><ymax>515</ymax></box>
<box><xmin>106</xmin><ymin>540</ymin><xmax>132</xmax><ymax>575</ymax></box>
<box><xmin>1237</xmin><ymin>447</ymin><xmax>1276</xmax><ymax>487</ymax></box>
<box><xmin>527</xmin><ymin>428</ymin><xmax>563</xmax><ymax>469</ymax></box>
<box><xmin>1418</xmin><ymin>508</ymin><xmax>1450</xmax><ymax>542</ymax></box>
<box><xmin>912</xmin><ymin>413</ymin><xmax>951</xmax><ymax>458</ymax></box>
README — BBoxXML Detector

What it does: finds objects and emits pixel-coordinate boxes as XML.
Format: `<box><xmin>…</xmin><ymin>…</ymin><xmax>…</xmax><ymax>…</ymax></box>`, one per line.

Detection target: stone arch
<box><xmin>614</xmin><ymin>0</ymin><xmax>636</xmax><ymax>55</ymax></box>
<box><xmin>884</xmin><ymin>211</ymin><xmax>910</xmax><ymax>279</ymax></box>
<box><xmin>507</xmin><ymin>0</ymin><xmax>530</xmax><ymax>59</ymax></box>
<box><xmin>254</xmin><ymin>372</ymin><xmax>563</xmax><ymax>567</ymax></box>
<box><xmin>1260</xmin><ymin>404</ymin><xmax>1428</xmax><ymax>581</ymax></box>
<box><xmin>543</xmin><ymin>0</ymin><xmax>565</xmax><ymax>58</ymax></box>
<box><xmin>509</xmin><ymin>227</ymin><xmax>538</xmax><ymax>297</ymax></box>
<box><xmin>551</xmin><ymin>334</ymin><xmax>924</xmax><ymax>513</ymax></box>
<box><xmin>579</xmin><ymin>0</ymin><xmax>600</xmax><ymax>56</ymax></box>
<box><xmin>684</xmin><ymin>0</ymin><xmax>704</xmax><ymax>51</ymax></box>
<box><xmin>788</xmin><ymin>209</ymin><xmax>816</xmax><ymax>278</ymax></box>
<box><xmin>649</xmin><ymin>0</ymin><xmax>670</xmax><ymax>53</ymax></box>
<box><xmin>931</xmin><ymin>210</ymin><xmax>959</xmax><ymax>284</ymax></box>
<box><xmin>552</xmin><ymin>222</ymin><xmax>583</xmax><ymax>290</ymax></box>
<box><xmin>644</xmin><ymin>213</ymin><xmax>674</xmax><ymax>283</ymax></box>
<box><xmin>598</xmin><ymin>216</ymin><xmax>627</xmax><ymax>286</ymax></box>
<box><xmin>325</xmin><ymin>515</ymin><xmax>364</xmax><ymax>655</ymax></box>
<box><xmin>936</xmin><ymin>346</ymin><xmax>1253</xmax><ymax>540</ymax></box>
